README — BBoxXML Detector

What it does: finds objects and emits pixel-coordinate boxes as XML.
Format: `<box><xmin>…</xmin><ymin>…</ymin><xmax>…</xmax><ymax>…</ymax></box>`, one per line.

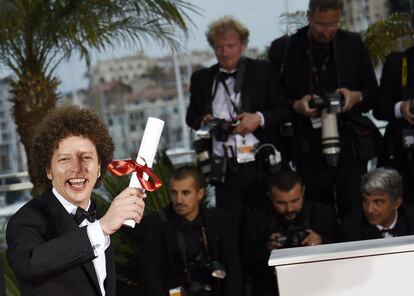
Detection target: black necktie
<box><xmin>380</xmin><ymin>228</ymin><xmax>397</xmax><ymax>237</ymax></box>
<box><xmin>73</xmin><ymin>200</ymin><xmax>97</xmax><ymax>225</ymax></box>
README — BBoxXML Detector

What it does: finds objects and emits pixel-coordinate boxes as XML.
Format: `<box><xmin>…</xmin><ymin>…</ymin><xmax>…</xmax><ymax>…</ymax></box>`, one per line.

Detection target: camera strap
<box><xmin>217</xmin><ymin>72</ymin><xmax>240</xmax><ymax>121</ymax></box>
<box><xmin>176</xmin><ymin>216</ymin><xmax>215</xmax><ymax>287</ymax></box>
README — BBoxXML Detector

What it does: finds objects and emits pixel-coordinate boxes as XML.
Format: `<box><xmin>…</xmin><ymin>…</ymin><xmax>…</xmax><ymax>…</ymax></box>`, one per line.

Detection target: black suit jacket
<box><xmin>339</xmin><ymin>204</ymin><xmax>414</xmax><ymax>242</ymax></box>
<box><xmin>136</xmin><ymin>205</ymin><xmax>242</xmax><ymax>296</ymax></box>
<box><xmin>268</xmin><ymin>27</ymin><xmax>378</xmax><ymax>160</ymax></box>
<box><xmin>6</xmin><ymin>191</ymin><xmax>115</xmax><ymax>296</ymax></box>
<box><xmin>186</xmin><ymin>57</ymin><xmax>291</xmax><ymax>146</ymax></box>
<box><xmin>374</xmin><ymin>46</ymin><xmax>414</xmax><ymax>162</ymax></box>
<box><xmin>0</xmin><ymin>265</ymin><xmax>4</xmax><ymax>296</ymax></box>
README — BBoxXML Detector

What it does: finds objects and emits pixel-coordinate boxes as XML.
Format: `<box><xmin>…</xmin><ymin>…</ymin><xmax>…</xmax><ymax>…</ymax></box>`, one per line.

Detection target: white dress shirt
<box><xmin>376</xmin><ymin>211</ymin><xmax>398</xmax><ymax>238</ymax></box>
<box><xmin>211</xmin><ymin>69</ymin><xmax>260</xmax><ymax>158</ymax></box>
<box><xmin>52</xmin><ymin>188</ymin><xmax>110</xmax><ymax>296</ymax></box>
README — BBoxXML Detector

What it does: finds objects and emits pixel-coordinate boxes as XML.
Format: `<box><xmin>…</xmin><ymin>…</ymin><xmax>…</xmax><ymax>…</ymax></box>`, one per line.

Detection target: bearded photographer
<box><xmin>268</xmin><ymin>0</ymin><xmax>379</xmax><ymax>219</ymax></box>
<box><xmin>136</xmin><ymin>166</ymin><xmax>242</xmax><ymax>296</ymax></box>
<box><xmin>242</xmin><ymin>169</ymin><xmax>336</xmax><ymax>296</ymax></box>
<box><xmin>186</xmin><ymin>16</ymin><xmax>290</xmax><ymax>241</ymax></box>
<box><xmin>374</xmin><ymin>46</ymin><xmax>414</xmax><ymax>204</ymax></box>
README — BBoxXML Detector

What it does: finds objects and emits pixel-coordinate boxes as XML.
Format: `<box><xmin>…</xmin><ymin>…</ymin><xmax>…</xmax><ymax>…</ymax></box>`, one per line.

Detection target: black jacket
<box><xmin>268</xmin><ymin>26</ymin><xmax>378</xmax><ymax>161</ymax></box>
<box><xmin>340</xmin><ymin>204</ymin><xmax>414</xmax><ymax>242</ymax></box>
<box><xmin>136</xmin><ymin>205</ymin><xmax>242</xmax><ymax>296</ymax></box>
<box><xmin>374</xmin><ymin>46</ymin><xmax>414</xmax><ymax>163</ymax></box>
<box><xmin>6</xmin><ymin>191</ymin><xmax>115</xmax><ymax>296</ymax></box>
<box><xmin>186</xmin><ymin>57</ymin><xmax>291</xmax><ymax>146</ymax></box>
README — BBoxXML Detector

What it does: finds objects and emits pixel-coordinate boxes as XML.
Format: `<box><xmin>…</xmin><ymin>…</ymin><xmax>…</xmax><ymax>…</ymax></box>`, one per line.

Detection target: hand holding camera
<box><xmin>267</xmin><ymin>232</ymin><xmax>284</xmax><ymax>251</ymax></box>
<box><xmin>293</xmin><ymin>94</ymin><xmax>319</xmax><ymax>117</ymax></box>
<box><xmin>233</xmin><ymin>112</ymin><xmax>261</xmax><ymax>135</ymax></box>
<box><xmin>336</xmin><ymin>88</ymin><xmax>362</xmax><ymax>112</ymax></box>
<box><xmin>300</xmin><ymin>229</ymin><xmax>322</xmax><ymax>246</ymax></box>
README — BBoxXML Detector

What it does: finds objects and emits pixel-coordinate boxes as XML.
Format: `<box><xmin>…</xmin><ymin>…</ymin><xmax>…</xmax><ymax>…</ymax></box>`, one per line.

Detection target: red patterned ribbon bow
<box><xmin>107</xmin><ymin>159</ymin><xmax>162</xmax><ymax>192</ymax></box>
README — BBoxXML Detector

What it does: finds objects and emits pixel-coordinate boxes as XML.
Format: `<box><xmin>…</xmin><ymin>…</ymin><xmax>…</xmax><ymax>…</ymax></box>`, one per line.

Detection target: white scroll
<box><xmin>123</xmin><ymin>117</ymin><xmax>164</xmax><ymax>228</ymax></box>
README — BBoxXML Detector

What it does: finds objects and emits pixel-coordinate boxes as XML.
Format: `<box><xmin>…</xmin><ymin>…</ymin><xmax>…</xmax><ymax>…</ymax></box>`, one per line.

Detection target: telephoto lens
<box><xmin>321</xmin><ymin>109</ymin><xmax>340</xmax><ymax>166</ymax></box>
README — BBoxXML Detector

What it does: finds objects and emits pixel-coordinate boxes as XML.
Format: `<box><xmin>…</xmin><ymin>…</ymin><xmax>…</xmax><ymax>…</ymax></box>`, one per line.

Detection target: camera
<box><xmin>184</xmin><ymin>256</ymin><xmax>226</xmax><ymax>296</ymax></box>
<box><xmin>309</xmin><ymin>92</ymin><xmax>345</xmax><ymax>167</ymax></box>
<box><xmin>309</xmin><ymin>92</ymin><xmax>345</xmax><ymax>113</ymax></box>
<box><xmin>196</xmin><ymin>118</ymin><xmax>239</xmax><ymax>142</ymax></box>
<box><xmin>273</xmin><ymin>216</ymin><xmax>309</xmax><ymax>248</ymax></box>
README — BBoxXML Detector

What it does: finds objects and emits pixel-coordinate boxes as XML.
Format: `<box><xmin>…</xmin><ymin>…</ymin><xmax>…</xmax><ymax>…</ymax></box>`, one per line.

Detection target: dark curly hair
<box><xmin>31</xmin><ymin>105</ymin><xmax>114</xmax><ymax>192</ymax></box>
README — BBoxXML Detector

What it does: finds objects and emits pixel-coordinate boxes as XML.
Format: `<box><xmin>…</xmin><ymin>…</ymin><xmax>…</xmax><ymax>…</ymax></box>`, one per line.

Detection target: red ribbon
<box><xmin>107</xmin><ymin>159</ymin><xmax>162</xmax><ymax>192</ymax></box>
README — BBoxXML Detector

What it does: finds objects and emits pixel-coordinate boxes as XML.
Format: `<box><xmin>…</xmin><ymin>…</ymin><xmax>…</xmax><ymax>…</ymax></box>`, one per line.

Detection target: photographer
<box><xmin>136</xmin><ymin>166</ymin><xmax>242</xmax><ymax>296</ymax></box>
<box><xmin>374</xmin><ymin>46</ymin><xmax>414</xmax><ymax>204</ymax></box>
<box><xmin>340</xmin><ymin>168</ymin><xmax>414</xmax><ymax>242</ymax></box>
<box><xmin>242</xmin><ymin>169</ymin><xmax>336</xmax><ymax>296</ymax></box>
<box><xmin>186</xmin><ymin>16</ymin><xmax>291</xmax><ymax>240</ymax></box>
<box><xmin>268</xmin><ymin>0</ymin><xmax>379</xmax><ymax>219</ymax></box>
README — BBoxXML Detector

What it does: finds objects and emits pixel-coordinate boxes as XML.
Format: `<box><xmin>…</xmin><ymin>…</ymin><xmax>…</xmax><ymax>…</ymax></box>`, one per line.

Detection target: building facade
<box><xmin>343</xmin><ymin>0</ymin><xmax>389</xmax><ymax>31</ymax></box>
<box><xmin>0</xmin><ymin>77</ymin><xmax>26</xmax><ymax>174</ymax></box>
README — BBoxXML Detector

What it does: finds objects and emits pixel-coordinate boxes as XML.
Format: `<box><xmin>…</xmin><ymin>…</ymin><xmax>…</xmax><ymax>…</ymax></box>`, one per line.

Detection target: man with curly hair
<box><xmin>6</xmin><ymin>106</ymin><xmax>146</xmax><ymax>296</ymax></box>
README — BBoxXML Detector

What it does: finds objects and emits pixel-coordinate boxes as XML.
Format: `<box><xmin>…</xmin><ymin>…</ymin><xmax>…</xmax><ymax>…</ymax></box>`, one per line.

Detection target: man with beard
<box><xmin>136</xmin><ymin>166</ymin><xmax>242</xmax><ymax>296</ymax></box>
<box><xmin>340</xmin><ymin>168</ymin><xmax>414</xmax><ymax>242</ymax></box>
<box><xmin>242</xmin><ymin>169</ymin><xmax>337</xmax><ymax>296</ymax></box>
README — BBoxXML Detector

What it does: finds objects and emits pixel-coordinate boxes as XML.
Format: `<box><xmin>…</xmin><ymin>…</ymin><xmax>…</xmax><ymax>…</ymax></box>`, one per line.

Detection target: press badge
<box><xmin>236</xmin><ymin>135</ymin><xmax>256</xmax><ymax>163</ymax></box>
<box><xmin>311</xmin><ymin>116</ymin><xmax>322</xmax><ymax>129</ymax></box>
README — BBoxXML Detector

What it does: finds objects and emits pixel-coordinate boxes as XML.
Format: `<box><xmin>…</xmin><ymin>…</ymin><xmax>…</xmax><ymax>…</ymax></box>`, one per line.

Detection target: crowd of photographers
<box><xmin>134</xmin><ymin>0</ymin><xmax>414</xmax><ymax>295</ymax></box>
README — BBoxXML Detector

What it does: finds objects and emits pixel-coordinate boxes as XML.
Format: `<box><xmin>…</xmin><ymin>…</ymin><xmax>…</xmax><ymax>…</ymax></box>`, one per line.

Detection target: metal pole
<box><xmin>173</xmin><ymin>53</ymin><xmax>190</xmax><ymax>148</ymax></box>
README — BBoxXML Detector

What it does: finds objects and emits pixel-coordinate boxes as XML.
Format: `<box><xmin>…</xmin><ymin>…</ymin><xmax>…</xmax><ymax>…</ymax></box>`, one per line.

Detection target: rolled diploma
<box><xmin>123</xmin><ymin>117</ymin><xmax>164</xmax><ymax>227</ymax></box>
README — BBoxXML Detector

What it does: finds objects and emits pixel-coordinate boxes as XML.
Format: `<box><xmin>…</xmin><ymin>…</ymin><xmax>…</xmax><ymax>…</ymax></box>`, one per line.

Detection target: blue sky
<box><xmin>54</xmin><ymin>0</ymin><xmax>309</xmax><ymax>92</ymax></box>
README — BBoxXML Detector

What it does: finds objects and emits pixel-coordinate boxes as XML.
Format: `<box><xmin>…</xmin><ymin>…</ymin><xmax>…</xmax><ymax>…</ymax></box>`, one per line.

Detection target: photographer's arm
<box><xmin>186</xmin><ymin>71</ymin><xmax>210</xmax><ymax>130</ymax></box>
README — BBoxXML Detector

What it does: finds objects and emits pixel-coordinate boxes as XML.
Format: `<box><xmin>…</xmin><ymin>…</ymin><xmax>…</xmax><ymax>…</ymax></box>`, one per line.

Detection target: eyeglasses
<box><xmin>312</xmin><ymin>21</ymin><xmax>340</xmax><ymax>30</ymax></box>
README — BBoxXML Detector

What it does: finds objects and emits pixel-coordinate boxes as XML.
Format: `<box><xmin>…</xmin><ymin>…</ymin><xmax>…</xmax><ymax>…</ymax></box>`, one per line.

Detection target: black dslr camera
<box><xmin>309</xmin><ymin>92</ymin><xmax>345</xmax><ymax>114</ymax></box>
<box><xmin>184</xmin><ymin>255</ymin><xmax>226</xmax><ymax>296</ymax></box>
<box><xmin>196</xmin><ymin>118</ymin><xmax>239</xmax><ymax>142</ymax></box>
<box><xmin>274</xmin><ymin>217</ymin><xmax>309</xmax><ymax>248</ymax></box>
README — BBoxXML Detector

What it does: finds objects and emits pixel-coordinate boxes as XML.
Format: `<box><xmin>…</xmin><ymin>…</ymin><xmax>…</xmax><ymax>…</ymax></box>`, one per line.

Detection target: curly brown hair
<box><xmin>206</xmin><ymin>16</ymin><xmax>249</xmax><ymax>48</ymax></box>
<box><xmin>31</xmin><ymin>105</ymin><xmax>114</xmax><ymax>192</ymax></box>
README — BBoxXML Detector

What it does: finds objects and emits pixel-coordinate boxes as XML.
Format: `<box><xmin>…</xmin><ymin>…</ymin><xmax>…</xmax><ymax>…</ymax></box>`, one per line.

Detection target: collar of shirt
<box><xmin>52</xmin><ymin>187</ymin><xmax>91</xmax><ymax>216</ymax></box>
<box><xmin>219</xmin><ymin>68</ymin><xmax>237</xmax><ymax>75</ymax></box>
<box><xmin>376</xmin><ymin>211</ymin><xmax>398</xmax><ymax>232</ymax></box>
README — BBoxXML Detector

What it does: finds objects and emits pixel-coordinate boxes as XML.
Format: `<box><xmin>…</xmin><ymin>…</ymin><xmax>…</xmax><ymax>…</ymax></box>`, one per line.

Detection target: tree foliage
<box><xmin>0</xmin><ymin>0</ymin><xmax>197</xmax><ymax>190</ymax></box>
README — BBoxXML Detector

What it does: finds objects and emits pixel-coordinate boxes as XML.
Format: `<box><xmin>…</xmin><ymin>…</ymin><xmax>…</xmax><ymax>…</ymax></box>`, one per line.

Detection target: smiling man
<box><xmin>136</xmin><ymin>166</ymin><xmax>242</xmax><ymax>296</ymax></box>
<box><xmin>6</xmin><ymin>106</ymin><xmax>146</xmax><ymax>296</ymax></box>
<box><xmin>340</xmin><ymin>168</ymin><xmax>414</xmax><ymax>242</ymax></box>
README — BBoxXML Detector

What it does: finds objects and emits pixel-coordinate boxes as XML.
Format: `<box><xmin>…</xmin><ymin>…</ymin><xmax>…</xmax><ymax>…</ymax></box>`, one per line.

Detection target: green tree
<box><xmin>0</xmin><ymin>0</ymin><xmax>197</xmax><ymax>191</ymax></box>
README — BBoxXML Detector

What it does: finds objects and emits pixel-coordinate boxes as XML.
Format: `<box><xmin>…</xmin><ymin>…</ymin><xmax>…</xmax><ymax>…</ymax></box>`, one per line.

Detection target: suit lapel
<box><xmin>39</xmin><ymin>190</ymin><xmax>102</xmax><ymax>295</ymax></box>
<box><xmin>206</xmin><ymin>64</ymin><xmax>220</xmax><ymax>113</ymax></box>
<box><xmin>239</xmin><ymin>58</ymin><xmax>250</xmax><ymax>112</ymax></box>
